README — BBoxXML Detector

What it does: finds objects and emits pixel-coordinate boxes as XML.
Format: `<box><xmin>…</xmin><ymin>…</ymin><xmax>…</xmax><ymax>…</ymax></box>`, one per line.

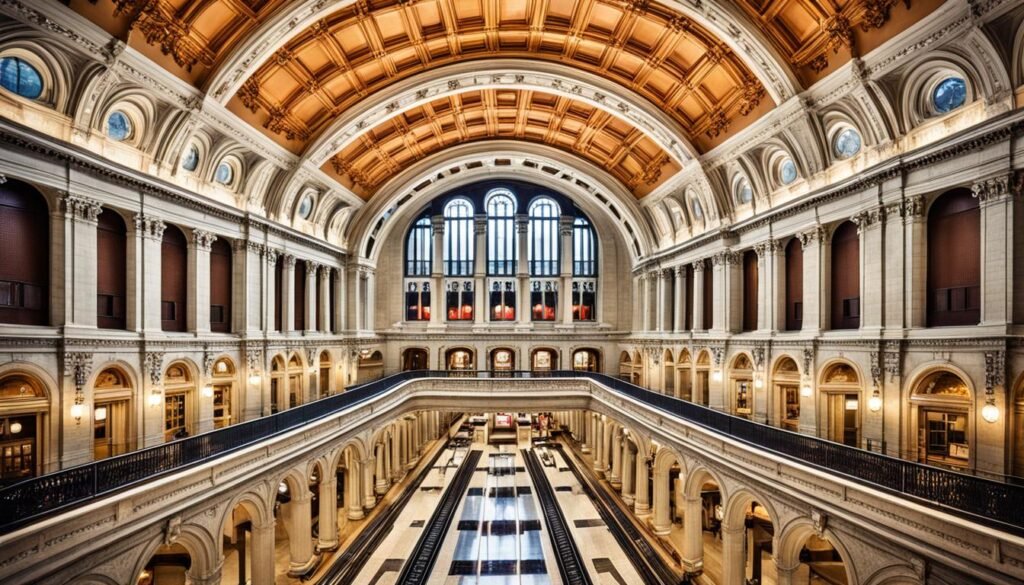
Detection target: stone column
<box><xmin>721</xmin><ymin>525</ymin><xmax>746</xmax><ymax>585</ymax></box>
<box><xmin>332</xmin><ymin>266</ymin><xmax>345</xmax><ymax>332</ymax></box>
<box><xmin>652</xmin><ymin>464</ymin><xmax>671</xmax><ymax>534</ymax></box>
<box><xmin>609</xmin><ymin>428</ymin><xmax>622</xmax><ymax>488</ymax></box>
<box><xmin>800</xmin><ymin>227</ymin><xmax>824</xmax><ymax>334</ymax></box>
<box><xmin>692</xmin><ymin>260</ymin><xmax>705</xmax><ymax>330</ymax></box>
<box><xmin>235</xmin><ymin>241</ymin><xmax>259</xmax><ymax>333</ymax></box>
<box><xmin>854</xmin><ymin>208</ymin><xmax>883</xmax><ymax>332</ymax></box>
<box><xmin>975</xmin><ymin>176</ymin><xmax>1015</xmax><ymax>325</ymax></box>
<box><xmin>656</xmin><ymin>269</ymin><xmax>669</xmax><ymax>332</ymax></box>
<box><xmin>285</xmin><ymin>488</ymin><xmax>317</xmax><ymax>576</ymax></box>
<box><xmin>581</xmin><ymin>412</ymin><xmax>592</xmax><ymax>453</ymax></box>
<box><xmin>560</xmin><ymin>216</ymin><xmax>574</xmax><ymax>325</ymax></box>
<box><xmin>363</xmin><ymin>457</ymin><xmax>377</xmax><ymax>509</ymax></box>
<box><xmin>59</xmin><ymin>194</ymin><xmax>102</xmax><ymax>328</ymax></box>
<box><xmin>756</xmin><ymin>242</ymin><xmax>771</xmax><ymax>331</ymax></box>
<box><xmin>304</xmin><ymin>260</ymin><xmax>318</xmax><ymax>333</ymax></box>
<box><xmin>474</xmin><ymin>215</ymin><xmax>487</xmax><ymax>325</ymax></box>
<box><xmin>251</xmin><ymin>521</ymin><xmax>276</xmax><ymax>585</ymax></box>
<box><xmin>682</xmin><ymin>495</ymin><xmax>704</xmax><ymax>575</ymax></box>
<box><xmin>673</xmin><ymin>266</ymin><xmax>687</xmax><ymax>332</ymax></box>
<box><xmin>621</xmin><ymin>440</ymin><xmax>635</xmax><ymax>504</ymax></box>
<box><xmin>263</xmin><ymin>249</ymin><xmax>278</xmax><ymax>333</ymax></box>
<box><xmin>317</xmin><ymin>475</ymin><xmax>339</xmax><ymax>551</ymax></box>
<box><xmin>515</xmin><ymin>215</ymin><xmax>530</xmax><ymax>327</ymax></box>
<box><xmin>188</xmin><ymin>230</ymin><xmax>215</xmax><ymax>333</ymax></box>
<box><xmin>634</xmin><ymin>454</ymin><xmax>650</xmax><ymax>515</ymax></box>
<box><xmin>282</xmin><ymin>255</ymin><xmax>296</xmax><ymax>333</ymax></box>
<box><xmin>429</xmin><ymin>215</ymin><xmax>444</xmax><ymax>328</ymax></box>
<box><xmin>641</xmin><ymin>273</ymin><xmax>652</xmax><ymax>331</ymax></box>
<box><xmin>632</xmin><ymin>274</ymin><xmax>642</xmax><ymax>330</ymax></box>
<box><xmin>375</xmin><ymin>444</ymin><xmax>389</xmax><ymax>494</ymax></box>
<box><xmin>771</xmin><ymin>239</ymin><xmax>786</xmax><ymax>331</ymax></box>
<box><xmin>593</xmin><ymin>418</ymin><xmax>605</xmax><ymax>473</ymax></box>
<box><xmin>346</xmin><ymin>458</ymin><xmax>365</xmax><ymax>520</ymax></box>
<box><xmin>724</xmin><ymin>252</ymin><xmax>743</xmax><ymax>333</ymax></box>
<box><xmin>137</xmin><ymin>215</ymin><xmax>166</xmax><ymax>332</ymax></box>
<box><xmin>391</xmin><ymin>425</ymin><xmax>403</xmax><ymax>481</ymax></box>
<box><xmin>318</xmin><ymin>266</ymin><xmax>330</xmax><ymax>332</ymax></box>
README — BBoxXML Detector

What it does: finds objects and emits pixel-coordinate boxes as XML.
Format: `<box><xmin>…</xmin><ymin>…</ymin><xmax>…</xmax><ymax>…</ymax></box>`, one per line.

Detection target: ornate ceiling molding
<box><xmin>205</xmin><ymin>0</ymin><xmax>798</xmax><ymax>109</ymax></box>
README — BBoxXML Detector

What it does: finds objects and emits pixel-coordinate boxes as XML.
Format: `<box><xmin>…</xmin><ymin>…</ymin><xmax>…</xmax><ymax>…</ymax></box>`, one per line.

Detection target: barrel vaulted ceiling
<box><xmin>73</xmin><ymin>0</ymin><xmax>937</xmax><ymax>200</ymax></box>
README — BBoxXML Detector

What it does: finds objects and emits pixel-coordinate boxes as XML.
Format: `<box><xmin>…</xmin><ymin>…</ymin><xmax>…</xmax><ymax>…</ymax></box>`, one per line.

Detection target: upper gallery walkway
<box><xmin>0</xmin><ymin>371</ymin><xmax>1021</xmax><ymax>584</ymax></box>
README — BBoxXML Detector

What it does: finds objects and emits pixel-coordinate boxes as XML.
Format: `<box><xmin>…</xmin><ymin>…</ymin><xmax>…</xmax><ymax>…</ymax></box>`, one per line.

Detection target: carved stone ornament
<box><xmin>144</xmin><ymin>352</ymin><xmax>165</xmax><ymax>385</ymax></box>
<box><xmin>164</xmin><ymin>515</ymin><xmax>182</xmax><ymax>546</ymax></box>
<box><xmin>869</xmin><ymin>351</ymin><xmax>881</xmax><ymax>389</ymax></box>
<box><xmin>802</xmin><ymin>347</ymin><xmax>814</xmax><ymax>375</ymax></box>
<box><xmin>902</xmin><ymin>195</ymin><xmax>925</xmax><ymax>218</ymax></box>
<box><xmin>710</xmin><ymin>346</ymin><xmax>725</xmax><ymax>367</ymax></box>
<box><xmin>693</xmin><ymin>258</ymin><xmax>705</xmax><ymax>271</ymax></box>
<box><xmin>751</xmin><ymin>344</ymin><xmax>766</xmax><ymax>369</ymax></box>
<box><xmin>246</xmin><ymin>349</ymin><xmax>262</xmax><ymax>371</ymax></box>
<box><xmin>192</xmin><ymin>229</ymin><xmax>217</xmax><ymax>251</ymax></box>
<box><xmin>64</xmin><ymin>352</ymin><xmax>94</xmax><ymax>388</ymax></box>
<box><xmin>985</xmin><ymin>351</ymin><xmax>1005</xmax><ymax>392</ymax></box>
<box><xmin>203</xmin><ymin>349</ymin><xmax>215</xmax><ymax>378</ymax></box>
<box><xmin>60</xmin><ymin>192</ymin><xmax>103</xmax><ymax>223</ymax></box>
<box><xmin>972</xmin><ymin>176</ymin><xmax>1010</xmax><ymax>204</ymax></box>
<box><xmin>134</xmin><ymin>214</ymin><xmax>167</xmax><ymax>241</ymax></box>
<box><xmin>811</xmin><ymin>509</ymin><xmax>828</xmax><ymax>536</ymax></box>
<box><xmin>306</xmin><ymin>347</ymin><xmax>317</xmax><ymax>368</ymax></box>
<box><xmin>798</xmin><ymin>226</ymin><xmax>824</xmax><ymax>250</ymax></box>
<box><xmin>884</xmin><ymin>341</ymin><xmax>901</xmax><ymax>382</ymax></box>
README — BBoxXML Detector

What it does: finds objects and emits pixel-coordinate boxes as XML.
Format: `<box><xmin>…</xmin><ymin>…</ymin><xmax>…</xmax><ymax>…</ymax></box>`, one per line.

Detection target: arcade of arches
<box><xmin>1</xmin><ymin>0</ymin><xmax>1024</xmax><ymax>583</ymax></box>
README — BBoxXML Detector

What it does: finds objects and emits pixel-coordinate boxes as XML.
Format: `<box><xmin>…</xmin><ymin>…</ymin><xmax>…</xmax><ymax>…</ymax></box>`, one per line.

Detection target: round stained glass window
<box><xmin>780</xmin><ymin>158</ymin><xmax>797</xmax><ymax>185</ymax></box>
<box><xmin>834</xmin><ymin>128</ymin><xmax>862</xmax><ymax>159</ymax></box>
<box><xmin>297</xmin><ymin>194</ymin><xmax>315</xmax><ymax>219</ymax></box>
<box><xmin>0</xmin><ymin>57</ymin><xmax>43</xmax><ymax>99</ymax></box>
<box><xmin>737</xmin><ymin>179</ymin><xmax>753</xmax><ymax>204</ymax></box>
<box><xmin>106</xmin><ymin>111</ymin><xmax>132</xmax><ymax>142</ymax></box>
<box><xmin>933</xmin><ymin>77</ymin><xmax>966</xmax><ymax>114</ymax></box>
<box><xmin>215</xmin><ymin>161</ymin><xmax>234</xmax><ymax>185</ymax></box>
<box><xmin>181</xmin><ymin>145</ymin><xmax>199</xmax><ymax>172</ymax></box>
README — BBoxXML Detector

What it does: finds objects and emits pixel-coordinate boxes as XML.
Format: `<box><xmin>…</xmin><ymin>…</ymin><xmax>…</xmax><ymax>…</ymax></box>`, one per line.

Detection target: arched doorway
<box><xmin>220</xmin><ymin>496</ymin><xmax>273</xmax><ymax>585</ymax></box>
<box><xmin>663</xmin><ymin>350</ymin><xmax>675</xmax><ymax>396</ymax></box>
<box><xmin>571</xmin><ymin>349</ymin><xmax>600</xmax><ymax>372</ymax></box>
<box><xmin>778</xmin><ymin>524</ymin><xmax>851</xmax><ymax>585</ymax></box>
<box><xmin>695</xmin><ymin>350</ymin><xmax>711</xmax><ymax>407</ymax></box>
<box><xmin>729</xmin><ymin>353</ymin><xmax>753</xmax><ymax>418</ymax></box>
<box><xmin>677</xmin><ymin>350</ymin><xmax>692</xmax><ymax>401</ymax></box>
<box><xmin>830</xmin><ymin>221</ymin><xmax>860</xmax><ymax>330</ymax></box>
<box><xmin>722</xmin><ymin>492</ymin><xmax>777</xmax><ymax>585</ymax></box>
<box><xmin>136</xmin><ymin>543</ymin><xmax>194</xmax><ymax>585</ymax></box>
<box><xmin>911</xmin><ymin>370</ymin><xmax>972</xmax><ymax>470</ymax></box>
<box><xmin>287</xmin><ymin>353</ymin><xmax>304</xmax><ymax>407</ymax></box>
<box><xmin>445</xmin><ymin>347</ymin><xmax>475</xmax><ymax>374</ymax></box>
<box><xmin>401</xmin><ymin>348</ymin><xmax>428</xmax><ymax>371</ymax></box>
<box><xmin>211</xmin><ymin>358</ymin><xmax>235</xmax><ymax>428</ymax></box>
<box><xmin>772</xmin><ymin>357</ymin><xmax>801</xmax><ymax>431</ymax></box>
<box><xmin>633</xmin><ymin>351</ymin><xmax>644</xmax><ymax>386</ymax></box>
<box><xmin>818</xmin><ymin>362</ymin><xmax>861</xmax><ymax>447</ymax></box>
<box><xmin>0</xmin><ymin>372</ymin><xmax>47</xmax><ymax>484</ymax></box>
<box><xmin>318</xmin><ymin>351</ymin><xmax>331</xmax><ymax>398</ymax></box>
<box><xmin>356</xmin><ymin>351</ymin><xmax>384</xmax><ymax>383</ymax></box>
<box><xmin>490</xmin><ymin>348</ymin><xmax>515</xmax><ymax>375</ymax></box>
<box><xmin>161</xmin><ymin>225</ymin><xmax>189</xmax><ymax>332</ymax></box>
<box><xmin>0</xmin><ymin>180</ymin><xmax>49</xmax><ymax>326</ymax></box>
<box><xmin>269</xmin><ymin>355</ymin><xmax>285</xmax><ymax>414</ymax></box>
<box><xmin>163</xmin><ymin>362</ymin><xmax>196</xmax><ymax>441</ymax></box>
<box><xmin>618</xmin><ymin>351</ymin><xmax>633</xmax><ymax>382</ymax></box>
<box><xmin>92</xmin><ymin>367</ymin><xmax>132</xmax><ymax>459</ymax></box>
<box><xmin>531</xmin><ymin>348</ymin><xmax>557</xmax><ymax>372</ymax></box>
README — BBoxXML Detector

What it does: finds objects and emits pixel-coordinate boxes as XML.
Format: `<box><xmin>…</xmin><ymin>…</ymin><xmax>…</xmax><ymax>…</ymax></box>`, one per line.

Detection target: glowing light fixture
<box><xmin>982</xmin><ymin>399</ymin><xmax>1000</xmax><ymax>423</ymax></box>
<box><xmin>800</xmin><ymin>384</ymin><xmax>812</xmax><ymax>397</ymax></box>
<box><xmin>248</xmin><ymin>372</ymin><xmax>261</xmax><ymax>385</ymax></box>
<box><xmin>201</xmin><ymin>385</ymin><xmax>214</xmax><ymax>398</ymax></box>
<box><xmin>10</xmin><ymin>421</ymin><xmax>23</xmax><ymax>434</ymax></box>
<box><xmin>148</xmin><ymin>390</ymin><xmax>162</xmax><ymax>407</ymax></box>
<box><xmin>753</xmin><ymin>376</ymin><xmax>764</xmax><ymax>389</ymax></box>
<box><xmin>868</xmin><ymin>393</ymin><xmax>883</xmax><ymax>412</ymax></box>
<box><xmin>711</xmin><ymin>370</ymin><xmax>723</xmax><ymax>383</ymax></box>
<box><xmin>70</xmin><ymin>402</ymin><xmax>84</xmax><ymax>422</ymax></box>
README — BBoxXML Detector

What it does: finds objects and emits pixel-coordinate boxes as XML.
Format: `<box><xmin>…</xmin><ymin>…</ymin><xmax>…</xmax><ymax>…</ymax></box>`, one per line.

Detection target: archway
<box><xmin>772</xmin><ymin>357</ymin><xmax>801</xmax><ymax>431</ymax></box>
<box><xmin>356</xmin><ymin>351</ymin><xmax>384</xmax><ymax>383</ymax></box>
<box><xmin>0</xmin><ymin>179</ymin><xmax>49</xmax><ymax>326</ymax></box>
<box><xmin>680</xmin><ymin>467</ymin><xmax>723</xmax><ymax>577</ymax></box>
<box><xmin>318</xmin><ymin>351</ymin><xmax>331</xmax><ymax>398</ymax></box>
<box><xmin>663</xmin><ymin>349</ymin><xmax>675</xmax><ymax>396</ymax></box>
<box><xmin>618</xmin><ymin>351</ymin><xmax>634</xmax><ymax>382</ymax></box>
<box><xmin>269</xmin><ymin>355</ymin><xmax>285</xmax><ymax>414</ymax></box>
<box><xmin>220</xmin><ymin>494</ymin><xmax>274</xmax><ymax>585</ymax></box>
<box><xmin>445</xmin><ymin>347</ymin><xmax>475</xmax><ymax>374</ymax></box>
<box><xmin>286</xmin><ymin>353</ymin><xmax>304</xmax><ymax>408</ymax></box>
<box><xmin>818</xmin><ymin>362</ymin><xmax>862</xmax><ymax>447</ymax></box>
<box><xmin>911</xmin><ymin>369</ymin><xmax>972</xmax><ymax>470</ymax></box>
<box><xmin>651</xmin><ymin>446</ymin><xmax>683</xmax><ymax>536</ymax></box>
<box><xmin>632</xmin><ymin>351</ymin><xmax>644</xmax><ymax>386</ymax></box>
<box><xmin>729</xmin><ymin>353</ymin><xmax>753</xmax><ymax>419</ymax></box>
<box><xmin>677</xmin><ymin>349</ymin><xmax>692</xmax><ymax>401</ymax></box>
<box><xmin>530</xmin><ymin>348</ymin><xmax>558</xmax><ymax>372</ymax></box>
<box><xmin>401</xmin><ymin>348</ymin><xmax>429</xmax><ymax>371</ymax></box>
<box><xmin>274</xmin><ymin>470</ymin><xmax>319</xmax><ymax>579</ymax></box>
<box><xmin>722</xmin><ymin>490</ymin><xmax>778</xmax><ymax>585</ymax></box>
<box><xmin>489</xmin><ymin>348</ymin><xmax>515</xmax><ymax>375</ymax></box>
<box><xmin>96</xmin><ymin>207</ymin><xmax>127</xmax><ymax>330</ymax></box>
<box><xmin>210</xmin><ymin>357</ymin><xmax>235</xmax><ymax>429</ymax></box>
<box><xmin>571</xmin><ymin>348</ymin><xmax>600</xmax><ymax>372</ymax></box>
<box><xmin>91</xmin><ymin>367</ymin><xmax>133</xmax><ymax>459</ymax></box>
<box><xmin>0</xmin><ymin>372</ymin><xmax>48</xmax><ymax>483</ymax></box>
<box><xmin>777</xmin><ymin>521</ymin><xmax>851</xmax><ymax>585</ymax></box>
<box><xmin>135</xmin><ymin>543</ymin><xmax>193</xmax><ymax>585</ymax></box>
<box><xmin>695</xmin><ymin>350</ymin><xmax>711</xmax><ymax>406</ymax></box>
<box><xmin>163</xmin><ymin>362</ymin><xmax>195</xmax><ymax>442</ymax></box>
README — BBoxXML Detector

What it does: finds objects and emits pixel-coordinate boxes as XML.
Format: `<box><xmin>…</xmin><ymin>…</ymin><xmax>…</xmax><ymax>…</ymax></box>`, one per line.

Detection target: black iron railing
<box><xmin>1</xmin><ymin>369</ymin><xmax>1021</xmax><ymax>536</ymax></box>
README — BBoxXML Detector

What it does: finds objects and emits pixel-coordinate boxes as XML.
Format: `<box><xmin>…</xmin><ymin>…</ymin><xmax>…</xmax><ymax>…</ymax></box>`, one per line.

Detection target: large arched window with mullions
<box><xmin>528</xmin><ymin>197</ymin><xmax>560</xmax><ymax>276</ymax></box>
<box><xmin>486</xmin><ymin>190</ymin><xmax>516</xmax><ymax>275</ymax></box>
<box><xmin>444</xmin><ymin>199</ymin><xmax>474</xmax><ymax>276</ymax></box>
<box><xmin>572</xmin><ymin>217</ymin><xmax>597</xmax><ymax>321</ymax></box>
<box><xmin>406</xmin><ymin>216</ymin><xmax>432</xmax><ymax>276</ymax></box>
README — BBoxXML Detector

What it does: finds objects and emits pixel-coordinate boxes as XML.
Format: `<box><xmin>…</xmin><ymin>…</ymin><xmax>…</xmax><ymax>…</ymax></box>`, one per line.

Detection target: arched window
<box><xmin>830</xmin><ymin>221</ymin><xmax>860</xmax><ymax>330</ymax></box>
<box><xmin>0</xmin><ymin>180</ymin><xmax>49</xmax><ymax>326</ymax></box>
<box><xmin>405</xmin><ymin>216</ymin><xmax>432</xmax><ymax>276</ymax></box>
<box><xmin>0</xmin><ymin>56</ymin><xmax>43</xmax><ymax>100</ymax></box>
<box><xmin>486</xmin><ymin>190</ymin><xmax>516</xmax><ymax>275</ymax></box>
<box><xmin>528</xmin><ymin>197</ymin><xmax>560</xmax><ymax>276</ymax></box>
<box><xmin>210</xmin><ymin>238</ymin><xmax>232</xmax><ymax>333</ymax></box>
<box><xmin>784</xmin><ymin>238</ymin><xmax>803</xmax><ymax>331</ymax></box>
<box><xmin>443</xmin><ymin>199</ymin><xmax>474</xmax><ymax>276</ymax></box>
<box><xmin>161</xmin><ymin>225</ymin><xmax>188</xmax><ymax>332</ymax></box>
<box><xmin>573</xmin><ymin>218</ymin><xmax>596</xmax><ymax>276</ymax></box>
<box><xmin>927</xmin><ymin>188</ymin><xmax>979</xmax><ymax>327</ymax></box>
<box><xmin>97</xmin><ymin>208</ymin><xmax>127</xmax><ymax>330</ymax></box>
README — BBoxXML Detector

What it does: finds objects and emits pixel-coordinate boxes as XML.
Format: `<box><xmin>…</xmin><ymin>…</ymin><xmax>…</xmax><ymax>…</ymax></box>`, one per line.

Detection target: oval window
<box><xmin>834</xmin><ymin>128</ymin><xmax>862</xmax><ymax>159</ymax></box>
<box><xmin>780</xmin><ymin>158</ymin><xmax>797</xmax><ymax>185</ymax></box>
<box><xmin>736</xmin><ymin>179</ymin><xmax>753</xmax><ymax>204</ymax></box>
<box><xmin>297</xmin><ymin>194</ymin><xmax>315</xmax><ymax>219</ymax></box>
<box><xmin>215</xmin><ymin>161</ymin><xmax>234</xmax><ymax>185</ymax></box>
<box><xmin>0</xmin><ymin>56</ymin><xmax>43</xmax><ymax>99</ymax></box>
<box><xmin>106</xmin><ymin>111</ymin><xmax>133</xmax><ymax>142</ymax></box>
<box><xmin>933</xmin><ymin>77</ymin><xmax>966</xmax><ymax>114</ymax></box>
<box><xmin>181</xmin><ymin>145</ymin><xmax>199</xmax><ymax>172</ymax></box>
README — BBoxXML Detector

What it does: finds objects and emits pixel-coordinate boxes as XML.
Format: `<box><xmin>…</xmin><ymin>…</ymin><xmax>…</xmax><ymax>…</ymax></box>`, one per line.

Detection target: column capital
<box><xmin>972</xmin><ymin>173</ymin><xmax>1018</xmax><ymax>205</ymax></box>
<box><xmin>850</xmin><ymin>209</ymin><xmax>881</xmax><ymax>233</ymax></box>
<box><xmin>673</xmin><ymin>265</ymin><xmax>686</xmax><ymax>277</ymax></box>
<box><xmin>473</xmin><ymin>215</ymin><xmax>487</xmax><ymax>234</ymax></box>
<box><xmin>305</xmin><ymin>259</ymin><xmax>320</xmax><ymax>273</ymax></box>
<box><xmin>284</xmin><ymin>254</ymin><xmax>296</xmax><ymax>268</ymax></box>
<box><xmin>264</xmin><ymin>247</ymin><xmax>280</xmax><ymax>264</ymax></box>
<box><xmin>798</xmin><ymin>225</ymin><xmax>824</xmax><ymax>249</ymax></box>
<box><xmin>693</xmin><ymin>258</ymin><xmax>705</xmax><ymax>271</ymax></box>
<box><xmin>134</xmin><ymin>213</ymin><xmax>166</xmax><ymax>240</ymax></box>
<box><xmin>59</xmin><ymin>192</ymin><xmax>102</xmax><ymax>224</ymax></box>
<box><xmin>192</xmin><ymin>229</ymin><xmax>217</xmax><ymax>251</ymax></box>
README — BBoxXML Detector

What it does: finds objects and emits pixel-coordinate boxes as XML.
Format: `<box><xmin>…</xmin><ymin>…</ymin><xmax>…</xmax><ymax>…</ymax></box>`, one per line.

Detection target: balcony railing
<box><xmin>0</xmin><ymin>370</ymin><xmax>1021</xmax><ymax>537</ymax></box>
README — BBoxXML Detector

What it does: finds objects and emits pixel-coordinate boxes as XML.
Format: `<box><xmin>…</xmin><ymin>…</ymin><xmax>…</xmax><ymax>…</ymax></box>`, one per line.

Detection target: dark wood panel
<box><xmin>927</xmin><ymin>188</ymin><xmax>980</xmax><ymax>327</ymax></box>
<box><xmin>830</xmin><ymin>221</ymin><xmax>859</xmax><ymax>330</ymax></box>
<box><xmin>97</xmin><ymin>208</ymin><xmax>127</xmax><ymax>330</ymax></box>
<box><xmin>785</xmin><ymin>237</ymin><xmax>803</xmax><ymax>331</ymax></box>
<box><xmin>702</xmin><ymin>263</ymin><xmax>713</xmax><ymax>329</ymax></box>
<box><xmin>161</xmin><ymin>225</ymin><xmax>188</xmax><ymax>332</ymax></box>
<box><xmin>742</xmin><ymin>250</ymin><xmax>758</xmax><ymax>331</ymax></box>
<box><xmin>329</xmin><ymin>267</ymin><xmax>336</xmax><ymax>331</ymax></box>
<box><xmin>0</xmin><ymin>181</ymin><xmax>49</xmax><ymax>326</ymax></box>
<box><xmin>210</xmin><ymin>238</ymin><xmax>232</xmax><ymax>333</ymax></box>
<box><xmin>684</xmin><ymin>264</ymin><xmax>693</xmax><ymax>330</ymax></box>
<box><xmin>294</xmin><ymin>261</ymin><xmax>306</xmax><ymax>330</ymax></box>
<box><xmin>275</xmin><ymin>256</ymin><xmax>283</xmax><ymax>332</ymax></box>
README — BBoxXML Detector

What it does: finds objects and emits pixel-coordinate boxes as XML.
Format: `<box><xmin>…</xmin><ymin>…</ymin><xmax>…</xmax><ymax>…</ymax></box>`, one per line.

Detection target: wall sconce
<box><xmin>9</xmin><ymin>421</ymin><xmax>22</xmax><ymax>434</ymax></box>
<box><xmin>70</xmin><ymin>388</ymin><xmax>85</xmax><ymax>424</ymax></box>
<box><xmin>753</xmin><ymin>375</ymin><xmax>764</xmax><ymax>389</ymax></box>
<box><xmin>868</xmin><ymin>390</ymin><xmax>883</xmax><ymax>412</ymax></box>
<box><xmin>359</xmin><ymin>348</ymin><xmax>372</xmax><ymax>359</ymax></box>
<box><xmin>148</xmin><ymin>389</ymin><xmax>163</xmax><ymax>407</ymax></box>
<box><xmin>800</xmin><ymin>383</ymin><xmax>812</xmax><ymax>397</ymax></box>
<box><xmin>95</xmin><ymin>406</ymin><xmax>107</xmax><ymax>422</ymax></box>
<box><xmin>982</xmin><ymin>397</ymin><xmax>1000</xmax><ymax>423</ymax></box>
<box><xmin>711</xmin><ymin>370</ymin><xmax>723</xmax><ymax>383</ymax></box>
<box><xmin>248</xmin><ymin>372</ymin><xmax>261</xmax><ymax>385</ymax></box>
<box><xmin>201</xmin><ymin>385</ymin><xmax>214</xmax><ymax>398</ymax></box>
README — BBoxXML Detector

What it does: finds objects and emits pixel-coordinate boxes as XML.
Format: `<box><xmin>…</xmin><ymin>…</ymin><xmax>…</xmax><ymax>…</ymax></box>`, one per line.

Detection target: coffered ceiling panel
<box><xmin>324</xmin><ymin>89</ymin><xmax>680</xmax><ymax>200</ymax></box>
<box><xmin>734</xmin><ymin>0</ymin><xmax>944</xmax><ymax>85</ymax></box>
<box><xmin>226</xmin><ymin>0</ymin><xmax>770</xmax><ymax>153</ymax></box>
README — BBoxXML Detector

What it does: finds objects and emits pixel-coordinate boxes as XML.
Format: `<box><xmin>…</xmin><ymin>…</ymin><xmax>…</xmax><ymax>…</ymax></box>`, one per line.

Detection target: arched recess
<box><xmin>317</xmin><ymin>351</ymin><xmax>332</xmax><ymax>398</ymax></box>
<box><xmin>96</xmin><ymin>207</ymin><xmax>127</xmax><ymax>330</ymax></box>
<box><xmin>830</xmin><ymin>221</ymin><xmax>860</xmax><ymax>331</ymax></box>
<box><xmin>163</xmin><ymin>360</ymin><xmax>197</xmax><ymax>442</ymax></box>
<box><xmin>771</xmin><ymin>356</ymin><xmax>801</xmax><ymax>431</ymax></box>
<box><xmin>210</xmin><ymin>356</ymin><xmax>236</xmax><ymax>428</ymax></box>
<box><xmin>817</xmin><ymin>361</ymin><xmax>863</xmax><ymax>448</ymax></box>
<box><xmin>209</xmin><ymin>237</ymin><xmax>233</xmax><ymax>333</ymax></box>
<box><xmin>721</xmin><ymin>488</ymin><xmax>780</xmax><ymax>585</ymax></box>
<box><xmin>530</xmin><ymin>348</ymin><xmax>558</xmax><ymax>372</ymax></box>
<box><xmin>489</xmin><ymin>347</ymin><xmax>516</xmax><ymax>375</ymax></box>
<box><xmin>776</xmin><ymin>518</ymin><xmax>855</xmax><ymax>585</ymax></box>
<box><xmin>161</xmin><ymin>224</ymin><xmax>189</xmax><ymax>332</ymax></box>
<box><xmin>571</xmin><ymin>348</ymin><xmax>600</xmax><ymax>372</ymax></box>
<box><xmin>784</xmin><ymin>237</ymin><xmax>803</xmax><ymax>331</ymax></box>
<box><xmin>694</xmin><ymin>350</ymin><xmax>711</xmax><ymax>407</ymax></box>
<box><xmin>729</xmin><ymin>353</ymin><xmax>754</xmax><ymax>419</ymax></box>
<box><xmin>219</xmin><ymin>488</ymin><xmax>274</xmax><ymax>585</ymax></box>
<box><xmin>133</xmin><ymin>523</ymin><xmax>220</xmax><ymax>585</ymax></box>
<box><xmin>0</xmin><ymin>178</ymin><xmax>49</xmax><ymax>326</ymax></box>
<box><xmin>0</xmin><ymin>371</ymin><xmax>50</xmax><ymax>482</ymax></box>
<box><xmin>907</xmin><ymin>367</ymin><xmax>974</xmax><ymax>471</ymax></box>
<box><xmin>677</xmin><ymin>349</ymin><xmax>693</xmax><ymax>401</ymax></box>
<box><xmin>270</xmin><ymin>353</ymin><xmax>304</xmax><ymax>413</ymax></box>
<box><xmin>401</xmin><ymin>347</ymin><xmax>429</xmax><ymax>372</ymax></box>
<box><xmin>926</xmin><ymin>187</ymin><xmax>980</xmax><ymax>327</ymax></box>
<box><xmin>90</xmin><ymin>366</ymin><xmax>135</xmax><ymax>459</ymax></box>
<box><xmin>651</xmin><ymin>446</ymin><xmax>685</xmax><ymax>535</ymax></box>
<box><xmin>356</xmin><ymin>351</ymin><xmax>383</xmax><ymax>384</ymax></box>
<box><xmin>444</xmin><ymin>347</ymin><xmax>475</xmax><ymax>373</ymax></box>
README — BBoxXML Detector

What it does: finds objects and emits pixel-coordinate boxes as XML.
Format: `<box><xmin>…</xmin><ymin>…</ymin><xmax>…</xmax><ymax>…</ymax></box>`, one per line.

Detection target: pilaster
<box><xmin>59</xmin><ymin>193</ymin><xmax>102</xmax><ymax>329</ymax></box>
<box><xmin>189</xmin><ymin>229</ymin><xmax>216</xmax><ymax>334</ymax></box>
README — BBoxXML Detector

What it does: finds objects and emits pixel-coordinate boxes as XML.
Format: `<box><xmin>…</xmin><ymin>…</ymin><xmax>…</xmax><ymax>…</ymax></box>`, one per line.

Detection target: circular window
<box><xmin>215</xmin><ymin>161</ymin><xmax>234</xmax><ymax>185</ymax></box>
<box><xmin>736</xmin><ymin>179</ymin><xmax>753</xmax><ymax>204</ymax></box>
<box><xmin>297</xmin><ymin>194</ymin><xmax>315</xmax><ymax>219</ymax></box>
<box><xmin>0</xmin><ymin>56</ymin><xmax>43</xmax><ymax>100</ymax></box>
<box><xmin>106</xmin><ymin>111</ymin><xmax>133</xmax><ymax>142</ymax></box>
<box><xmin>780</xmin><ymin>158</ymin><xmax>797</xmax><ymax>185</ymax></box>
<box><xmin>834</xmin><ymin>128</ymin><xmax>862</xmax><ymax>159</ymax></box>
<box><xmin>181</xmin><ymin>145</ymin><xmax>199</xmax><ymax>172</ymax></box>
<box><xmin>932</xmin><ymin>77</ymin><xmax>966</xmax><ymax>114</ymax></box>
